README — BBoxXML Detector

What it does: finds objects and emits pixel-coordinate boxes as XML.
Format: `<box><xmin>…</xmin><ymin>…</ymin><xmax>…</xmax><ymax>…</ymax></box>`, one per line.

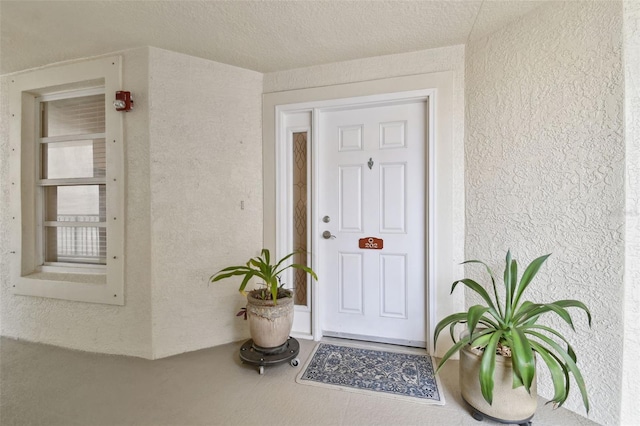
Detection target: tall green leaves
<box><xmin>462</xmin><ymin>260</ymin><xmax>503</xmax><ymax>317</ymax></box>
<box><xmin>512</xmin><ymin>254</ymin><xmax>551</xmax><ymax>312</ymax></box>
<box><xmin>479</xmin><ymin>330</ymin><xmax>504</xmax><ymax>404</ymax></box>
<box><xmin>210</xmin><ymin>249</ymin><xmax>318</xmax><ymax>303</ymax></box>
<box><xmin>504</xmin><ymin>250</ymin><xmax>513</xmax><ymax>320</ymax></box>
<box><xmin>434</xmin><ymin>250</ymin><xmax>591</xmax><ymax>413</ymax></box>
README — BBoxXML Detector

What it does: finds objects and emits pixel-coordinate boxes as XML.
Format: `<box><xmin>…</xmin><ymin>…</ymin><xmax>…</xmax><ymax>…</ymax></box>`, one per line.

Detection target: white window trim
<box><xmin>9</xmin><ymin>56</ymin><xmax>125</xmax><ymax>305</ymax></box>
<box><xmin>36</xmin><ymin>86</ymin><xmax>108</xmax><ymax>270</ymax></box>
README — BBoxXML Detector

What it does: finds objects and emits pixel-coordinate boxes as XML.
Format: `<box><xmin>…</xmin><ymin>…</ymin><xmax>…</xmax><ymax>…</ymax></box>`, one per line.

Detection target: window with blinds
<box><xmin>38</xmin><ymin>90</ymin><xmax>107</xmax><ymax>266</ymax></box>
<box><xmin>11</xmin><ymin>56</ymin><xmax>124</xmax><ymax>304</ymax></box>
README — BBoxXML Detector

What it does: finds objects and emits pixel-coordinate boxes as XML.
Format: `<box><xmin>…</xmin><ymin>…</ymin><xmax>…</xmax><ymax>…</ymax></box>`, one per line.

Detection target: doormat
<box><xmin>296</xmin><ymin>342</ymin><xmax>445</xmax><ymax>405</ymax></box>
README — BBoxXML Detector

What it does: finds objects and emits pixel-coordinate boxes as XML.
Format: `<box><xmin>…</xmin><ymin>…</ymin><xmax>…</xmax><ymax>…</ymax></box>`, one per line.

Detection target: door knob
<box><xmin>322</xmin><ymin>230</ymin><xmax>336</xmax><ymax>240</ymax></box>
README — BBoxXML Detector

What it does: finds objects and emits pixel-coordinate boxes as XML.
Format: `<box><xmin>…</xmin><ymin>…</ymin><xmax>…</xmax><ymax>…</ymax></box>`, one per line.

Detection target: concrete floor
<box><xmin>0</xmin><ymin>336</ymin><xmax>598</xmax><ymax>426</ymax></box>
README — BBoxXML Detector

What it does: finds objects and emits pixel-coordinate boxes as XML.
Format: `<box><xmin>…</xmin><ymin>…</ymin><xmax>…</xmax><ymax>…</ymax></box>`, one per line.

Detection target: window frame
<box><xmin>9</xmin><ymin>56</ymin><xmax>125</xmax><ymax>305</ymax></box>
<box><xmin>36</xmin><ymin>87</ymin><xmax>108</xmax><ymax>272</ymax></box>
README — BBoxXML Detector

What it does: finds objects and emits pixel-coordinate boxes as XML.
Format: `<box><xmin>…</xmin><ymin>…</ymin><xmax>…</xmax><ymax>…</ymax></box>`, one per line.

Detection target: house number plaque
<box><xmin>359</xmin><ymin>237</ymin><xmax>383</xmax><ymax>250</ymax></box>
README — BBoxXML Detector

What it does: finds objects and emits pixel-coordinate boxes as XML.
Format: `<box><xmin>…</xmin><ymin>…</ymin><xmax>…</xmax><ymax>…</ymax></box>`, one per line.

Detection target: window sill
<box><xmin>24</xmin><ymin>270</ymin><xmax>106</xmax><ymax>285</ymax></box>
<box><xmin>40</xmin><ymin>264</ymin><xmax>106</xmax><ymax>275</ymax></box>
<box><xmin>14</xmin><ymin>270</ymin><xmax>122</xmax><ymax>305</ymax></box>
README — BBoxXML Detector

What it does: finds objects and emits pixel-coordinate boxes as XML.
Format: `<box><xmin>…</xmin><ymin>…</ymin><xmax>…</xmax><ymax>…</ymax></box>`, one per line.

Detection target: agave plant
<box><xmin>210</xmin><ymin>249</ymin><xmax>317</xmax><ymax>303</ymax></box>
<box><xmin>434</xmin><ymin>250</ymin><xmax>591</xmax><ymax>412</ymax></box>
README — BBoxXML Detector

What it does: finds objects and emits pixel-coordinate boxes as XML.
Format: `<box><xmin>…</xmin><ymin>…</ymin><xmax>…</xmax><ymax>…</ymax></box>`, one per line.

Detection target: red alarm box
<box><xmin>114</xmin><ymin>91</ymin><xmax>133</xmax><ymax>112</ymax></box>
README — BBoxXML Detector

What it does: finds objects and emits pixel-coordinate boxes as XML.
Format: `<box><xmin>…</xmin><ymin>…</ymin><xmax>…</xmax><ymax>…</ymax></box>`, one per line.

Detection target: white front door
<box><xmin>318</xmin><ymin>100</ymin><xmax>427</xmax><ymax>347</ymax></box>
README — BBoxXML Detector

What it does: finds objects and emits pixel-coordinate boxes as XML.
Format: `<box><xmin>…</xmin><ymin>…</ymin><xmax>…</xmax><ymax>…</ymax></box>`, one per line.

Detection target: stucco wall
<box><xmin>263</xmin><ymin>46</ymin><xmax>465</xmax><ymax>182</ymax></box>
<box><xmin>622</xmin><ymin>1</ymin><xmax>640</xmax><ymax>424</ymax></box>
<box><xmin>465</xmin><ymin>2</ymin><xmax>624</xmax><ymax>424</ymax></box>
<box><xmin>0</xmin><ymin>47</ymin><xmax>264</xmax><ymax>360</ymax></box>
<box><xmin>0</xmin><ymin>67</ymin><xmax>7</xmax><ymax>335</ymax></box>
<box><xmin>0</xmin><ymin>47</ymin><xmax>154</xmax><ymax>358</ymax></box>
<box><xmin>0</xmin><ymin>64</ymin><xmax>7</xmax><ymax>336</ymax></box>
<box><xmin>147</xmin><ymin>48</ymin><xmax>263</xmax><ymax>359</ymax></box>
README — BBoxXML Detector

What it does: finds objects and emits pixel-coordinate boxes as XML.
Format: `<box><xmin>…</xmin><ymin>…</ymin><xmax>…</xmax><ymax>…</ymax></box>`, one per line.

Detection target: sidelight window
<box><xmin>292</xmin><ymin>132</ymin><xmax>309</xmax><ymax>306</ymax></box>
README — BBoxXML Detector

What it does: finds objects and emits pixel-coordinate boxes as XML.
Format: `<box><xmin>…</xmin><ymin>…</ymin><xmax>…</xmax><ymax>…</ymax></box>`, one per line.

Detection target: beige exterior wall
<box><xmin>0</xmin><ymin>47</ymin><xmax>154</xmax><ymax>358</ymax></box>
<box><xmin>147</xmin><ymin>48</ymin><xmax>263</xmax><ymax>358</ymax></box>
<box><xmin>622</xmin><ymin>1</ymin><xmax>640</xmax><ymax>423</ymax></box>
<box><xmin>465</xmin><ymin>2</ymin><xmax>624</xmax><ymax>424</ymax></box>
<box><xmin>0</xmin><ymin>47</ymin><xmax>264</xmax><ymax>360</ymax></box>
<box><xmin>1</xmin><ymin>3</ymin><xmax>636</xmax><ymax>421</ymax></box>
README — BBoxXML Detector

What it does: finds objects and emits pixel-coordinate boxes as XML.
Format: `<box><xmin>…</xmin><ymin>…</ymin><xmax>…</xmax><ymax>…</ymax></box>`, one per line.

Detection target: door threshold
<box><xmin>290</xmin><ymin>331</ymin><xmax>314</xmax><ymax>341</ymax></box>
<box><xmin>322</xmin><ymin>331</ymin><xmax>426</xmax><ymax>349</ymax></box>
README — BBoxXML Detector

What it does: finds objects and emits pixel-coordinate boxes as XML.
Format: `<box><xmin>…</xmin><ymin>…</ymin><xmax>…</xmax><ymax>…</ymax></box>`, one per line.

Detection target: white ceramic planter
<box><xmin>246</xmin><ymin>291</ymin><xmax>294</xmax><ymax>349</ymax></box>
<box><xmin>460</xmin><ymin>344</ymin><xmax>538</xmax><ymax>423</ymax></box>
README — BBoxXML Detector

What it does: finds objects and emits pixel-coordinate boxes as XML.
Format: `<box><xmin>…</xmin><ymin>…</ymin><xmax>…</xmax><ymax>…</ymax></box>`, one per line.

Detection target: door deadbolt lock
<box><xmin>322</xmin><ymin>230</ymin><xmax>336</xmax><ymax>240</ymax></box>
<box><xmin>322</xmin><ymin>215</ymin><xmax>331</xmax><ymax>223</ymax></box>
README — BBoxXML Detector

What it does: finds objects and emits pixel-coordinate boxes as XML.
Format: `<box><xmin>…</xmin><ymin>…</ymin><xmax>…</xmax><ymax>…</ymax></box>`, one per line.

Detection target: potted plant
<box><xmin>210</xmin><ymin>249</ymin><xmax>317</xmax><ymax>349</ymax></box>
<box><xmin>434</xmin><ymin>250</ymin><xmax>591</xmax><ymax>424</ymax></box>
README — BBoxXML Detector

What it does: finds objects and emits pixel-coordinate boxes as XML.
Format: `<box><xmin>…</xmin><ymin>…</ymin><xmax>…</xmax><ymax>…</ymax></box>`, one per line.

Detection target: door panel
<box><xmin>338</xmin><ymin>125</ymin><xmax>363</xmax><ymax>151</ymax></box>
<box><xmin>380</xmin><ymin>163</ymin><xmax>406</xmax><ymax>233</ymax></box>
<box><xmin>380</xmin><ymin>253</ymin><xmax>407</xmax><ymax>318</ymax></box>
<box><xmin>338</xmin><ymin>252</ymin><xmax>364</xmax><ymax>314</ymax></box>
<box><xmin>319</xmin><ymin>100</ymin><xmax>427</xmax><ymax>347</ymax></box>
<box><xmin>338</xmin><ymin>166</ymin><xmax>363</xmax><ymax>232</ymax></box>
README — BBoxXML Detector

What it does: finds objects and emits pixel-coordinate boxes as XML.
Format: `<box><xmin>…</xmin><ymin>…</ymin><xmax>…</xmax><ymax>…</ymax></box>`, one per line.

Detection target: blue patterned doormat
<box><xmin>296</xmin><ymin>342</ymin><xmax>445</xmax><ymax>405</ymax></box>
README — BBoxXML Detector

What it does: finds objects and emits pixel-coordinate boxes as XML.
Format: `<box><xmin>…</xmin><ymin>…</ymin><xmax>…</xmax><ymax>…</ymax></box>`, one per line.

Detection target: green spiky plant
<box><xmin>210</xmin><ymin>249</ymin><xmax>317</xmax><ymax>304</ymax></box>
<box><xmin>434</xmin><ymin>250</ymin><xmax>591</xmax><ymax>413</ymax></box>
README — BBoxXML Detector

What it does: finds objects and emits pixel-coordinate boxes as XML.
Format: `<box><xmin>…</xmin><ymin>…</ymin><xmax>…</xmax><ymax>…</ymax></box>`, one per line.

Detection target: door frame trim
<box><xmin>263</xmin><ymin>72</ymin><xmax>463</xmax><ymax>356</ymax></box>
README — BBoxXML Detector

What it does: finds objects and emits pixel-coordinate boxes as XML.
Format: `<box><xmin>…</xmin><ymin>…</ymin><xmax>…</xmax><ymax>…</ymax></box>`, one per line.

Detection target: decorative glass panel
<box><xmin>292</xmin><ymin>132</ymin><xmax>309</xmax><ymax>306</ymax></box>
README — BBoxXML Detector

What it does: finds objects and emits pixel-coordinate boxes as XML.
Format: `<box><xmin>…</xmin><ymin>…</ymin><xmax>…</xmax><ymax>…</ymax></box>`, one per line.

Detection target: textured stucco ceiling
<box><xmin>0</xmin><ymin>0</ymin><xmax>546</xmax><ymax>75</ymax></box>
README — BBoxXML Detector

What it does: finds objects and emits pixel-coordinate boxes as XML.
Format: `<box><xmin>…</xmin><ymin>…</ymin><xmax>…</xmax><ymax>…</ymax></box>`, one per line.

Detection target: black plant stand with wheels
<box><xmin>239</xmin><ymin>336</ymin><xmax>300</xmax><ymax>375</ymax></box>
<box><xmin>464</xmin><ymin>398</ymin><xmax>533</xmax><ymax>426</ymax></box>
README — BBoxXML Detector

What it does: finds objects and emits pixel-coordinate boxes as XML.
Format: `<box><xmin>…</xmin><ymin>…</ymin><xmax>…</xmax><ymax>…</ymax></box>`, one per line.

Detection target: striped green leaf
<box><xmin>529</xmin><ymin>341</ymin><xmax>568</xmax><ymax>405</ymax></box>
<box><xmin>463</xmin><ymin>260</ymin><xmax>503</xmax><ymax>317</ymax></box>
<box><xmin>527</xmin><ymin>330</ymin><xmax>589</xmax><ymax>413</ymax></box>
<box><xmin>479</xmin><ymin>330</ymin><xmax>504</xmax><ymax>405</ymax></box>
<box><xmin>510</xmin><ymin>327</ymin><xmax>535</xmax><ymax>393</ymax></box>
<box><xmin>467</xmin><ymin>305</ymin><xmax>491</xmax><ymax>341</ymax></box>
<box><xmin>512</xmin><ymin>254</ymin><xmax>550</xmax><ymax>310</ymax></box>
<box><xmin>451</xmin><ymin>279</ymin><xmax>499</xmax><ymax>318</ymax></box>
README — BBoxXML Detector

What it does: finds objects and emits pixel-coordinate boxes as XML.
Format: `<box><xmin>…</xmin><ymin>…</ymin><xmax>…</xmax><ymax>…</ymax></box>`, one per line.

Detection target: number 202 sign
<box><xmin>359</xmin><ymin>237</ymin><xmax>383</xmax><ymax>250</ymax></box>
